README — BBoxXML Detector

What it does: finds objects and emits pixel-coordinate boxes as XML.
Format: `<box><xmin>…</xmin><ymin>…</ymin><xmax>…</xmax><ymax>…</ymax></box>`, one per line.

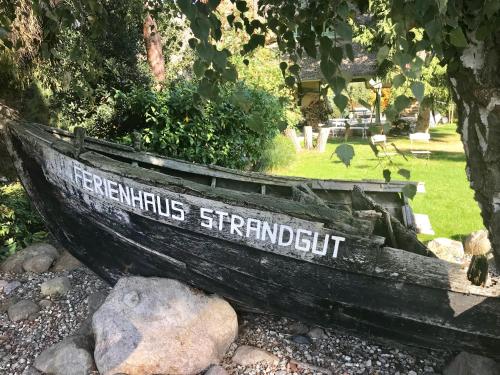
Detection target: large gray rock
<box><xmin>40</xmin><ymin>276</ymin><xmax>71</xmax><ymax>296</ymax></box>
<box><xmin>464</xmin><ymin>230</ymin><xmax>491</xmax><ymax>256</ymax></box>
<box><xmin>87</xmin><ymin>291</ymin><xmax>108</xmax><ymax>316</ymax></box>
<box><xmin>51</xmin><ymin>250</ymin><xmax>82</xmax><ymax>272</ymax></box>
<box><xmin>427</xmin><ymin>237</ymin><xmax>464</xmax><ymax>263</ymax></box>
<box><xmin>443</xmin><ymin>351</ymin><xmax>500</xmax><ymax>375</ymax></box>
<box><xmin>1</xmin><ymin>243</ymin><xmax>59</xmax><ymax>274</ymax></box>
<box><xmin>23</xmin><ymin>253</ymin><xmax>56</xmax><ymax>274</ymax></box>
<box><xmin>92</xmin><ymin>277</ymin><xmax>238</xmax><ymax>375</ymax></box>
<box><xmin>34</xmin><ymin>335</ymin><xmax>95</xmax><ymax>375</ymax></box>
<box><xmin>8</xmin><ymin>299</ymin><xmax>40</xmax><ymax>322</ymax></box>
<box><xmin>232</xmin><ymin>345</ymin><xmax>279</xmax><ymax>366</ymax></box>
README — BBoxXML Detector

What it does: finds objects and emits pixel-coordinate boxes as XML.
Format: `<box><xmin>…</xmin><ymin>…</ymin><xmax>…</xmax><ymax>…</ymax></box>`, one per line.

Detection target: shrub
<box><xmin>0</xmin><ymin>182</ymin><xmax>47</xmax><ymax>260</ymax></box>
<box><xmin>114</xmin><ymin>80</ymin><xmax>292</xmax><ymax>170</ymax></box>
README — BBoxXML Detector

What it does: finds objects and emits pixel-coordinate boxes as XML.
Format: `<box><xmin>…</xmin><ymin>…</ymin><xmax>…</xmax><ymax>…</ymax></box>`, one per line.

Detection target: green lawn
<box><xmin>274</xmin><ymin>124</ymin><xmax>483</xmax><ymax>242</ymax></box>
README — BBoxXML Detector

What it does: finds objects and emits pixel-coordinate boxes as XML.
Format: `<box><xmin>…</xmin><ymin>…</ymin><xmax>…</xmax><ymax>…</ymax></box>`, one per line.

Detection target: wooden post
<box><xmin>303</xmin><ymin>126</ymin><xmax>313</xmax><ymax>150</ymax></box>
<box><xmin>132</xmin><ymin>131</ymin><xmax>142</xmax><ymax>152</ymax></box>
<box><xmin>73</xmin><ymin>127</ymin><xmax>86</xmax><ymax>158</ymax></box>
<box><xmin>284</xmin><ymin>128</ymin><xmax>302</xmax><ymax>152</ymax></box>
<box><xmin>315</xmin><ymin>127</ymin><xmax>330</xmax><ymax>153</ymax></box>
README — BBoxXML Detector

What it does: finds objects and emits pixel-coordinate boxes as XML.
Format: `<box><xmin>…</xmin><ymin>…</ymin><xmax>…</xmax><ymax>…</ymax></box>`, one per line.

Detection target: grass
<box><xmin>273</xmin><ymin>123</ymin><xmax>483</xmax><ymax>242</ymax></box>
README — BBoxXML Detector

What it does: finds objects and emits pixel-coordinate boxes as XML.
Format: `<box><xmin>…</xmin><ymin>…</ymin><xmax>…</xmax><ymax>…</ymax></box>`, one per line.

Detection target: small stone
<box><xmin>464</xmin><ymin>230</ymin><xmax>491</xmax><ymax>256</ymax></box>
<box><xmin>292</xmin><ymin>334</ymin><xmax>312</xmax><ymax>345</ymax></box>
<box><xmin>39</xmin><ymin>299</ymin><xmax>53</xmax><ymax>309</ymax></box>
<box><xmin>0</xmin><ymin>296</ymin><xmax>19</xmax><ymax>313</ymax></box>
<box><xmin>427</xmin><ymin>238</ymin><xmax>464</xmax><ymax>263</ymax></box>
<box><xmin>40</xmin><ymin>276</ymin><xmax>71</xmax><ymax>296</ymax></box>
<box><xmin>308</xmin><ymin>327</ymin><xmax>327</xmax><ymax>339</ymax></box>
<box><xmin>4</xmin><ymin>280</ymin><xmax>21</xmax><ymax>295</ymax></box>
<box><xmin>0</xmin><ymin>279</ymin><xmax>8</xmax><ymax>292</ymax></box>
<box><xmin>205</xmin><ymin>365</ymin><xmax>228</xmax><ymax>375</ymax></box>
<box><xmin>365</xmin><ymin>359</ymin><xmax>372</xmax><ymax>367</ymax></box>
<box><xmin>289</xmin><ymin>321</ymin><xmax>309</xmax><ymax>335</ymax></box>
<box><xmin>51</xmin><ymin>250</ymin><xmax>82</xmax><ymax>272</ymax></box>
<box><xmin>23</xmin><ymin>254</ymin><xmax>56</xmax><ymax>274</ymax></box>
<box><xmin>408</xmin><ymin>371</ymin><xmax>417</xmax><ymax>375</ymax></box>
<box><xmin>1</xmin><ymin>243</ymin><xmax>59</xmax><ymax>273</ymax></box>
<box><xmin>443</xmin><ymin>351</ymin><xmax>500</xmax><ymax>375</ymax></box>
<box><xmin>8</xmin><ymin>300</ymin><xmax>40</xmax><ymax>322</ymax></box>
<box><xmin>232</xmin><ymin>345</ymin><xmax>279</xmax><ymax>366</ymax></box>
<box><xmin>34</xmin><ymin>335</ymin><xmax>95</xmax><ymax>375</ymax></box>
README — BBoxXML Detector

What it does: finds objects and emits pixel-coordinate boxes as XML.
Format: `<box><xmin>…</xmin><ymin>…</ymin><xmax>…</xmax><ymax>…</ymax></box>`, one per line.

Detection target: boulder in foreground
<box><xmin>92</xmin><ymin>277</ymin><xmax>238</xmax><ymax>375</ymax></box>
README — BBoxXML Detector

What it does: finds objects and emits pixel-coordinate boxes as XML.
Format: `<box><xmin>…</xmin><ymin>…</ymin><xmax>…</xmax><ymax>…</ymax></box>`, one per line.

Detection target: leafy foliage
<box><xmin>114</xmin><ymin>81</ymin><xmax>290</xmax><ymax>169</ymax></box>
<box><xmin>334</xmin><ymin>143</ymin><xmax>355</xmax><ymax>167</ymax></box>
<box><xmin>0</xmin><ymin>182</ymin><xmax>47</xmax><ymax>260</ymax></box>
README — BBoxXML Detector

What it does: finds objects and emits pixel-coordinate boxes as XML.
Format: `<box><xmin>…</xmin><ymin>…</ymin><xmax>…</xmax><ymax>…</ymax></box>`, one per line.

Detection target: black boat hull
<box><xmin>3</xmin><ymin>120</ymin><xmax>500</xmax><ymax>359</ymax></box>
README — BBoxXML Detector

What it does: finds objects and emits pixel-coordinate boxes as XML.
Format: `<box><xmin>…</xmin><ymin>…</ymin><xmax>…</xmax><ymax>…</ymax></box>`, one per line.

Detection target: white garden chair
<box><xmin>409</xmin><ymin>132</ymin><xmax>431</xmax><ymax>159</ymax></box>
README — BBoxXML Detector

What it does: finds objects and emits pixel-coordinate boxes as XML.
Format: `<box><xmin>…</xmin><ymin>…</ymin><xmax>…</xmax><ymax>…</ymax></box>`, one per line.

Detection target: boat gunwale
<box><xmin>28</xmin><ymin>121</ymin><xmax>423</xmax><ymax>193</ymax></box>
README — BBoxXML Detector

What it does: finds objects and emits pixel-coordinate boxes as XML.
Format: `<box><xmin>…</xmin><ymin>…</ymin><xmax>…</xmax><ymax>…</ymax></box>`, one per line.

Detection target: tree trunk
<box><xmin>315</xmin><ymin>127</ymin><xmax>330</xmax><ymax>153</ymax></box>
<box><xmin>303</xmin><ymin>126</ymin><xmax>313</xmax><ymax>150</ymax></box>
<box><xmin>415</xmin><ymin>105</ymin><xmax>431</xmax><ymax>133</ymax></box>
<box><xmin>448</xmin><ymin>34</ymin><xmax>500</xmax><ymax>268</ymax></box>
<box><xmin>143</xmin><ymin>13</ymin><xmax>165</xmax><ymax>84</ymax></box>
<box><xmin>284</xmin><ymin>128</ymin><xmax>302</xmax><ymax>152</ymax></box>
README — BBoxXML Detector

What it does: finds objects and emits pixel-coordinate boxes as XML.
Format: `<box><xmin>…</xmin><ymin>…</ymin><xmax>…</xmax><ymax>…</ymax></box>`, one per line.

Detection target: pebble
<box><xmin>292</xmin><ymin>334</ymin><xmax>312</xmax><ymax>345</ymax></box>
<box><xmin>4</xmin><ymin>280</ymin><xmax>22</xmax><ymax>295</ymax></box>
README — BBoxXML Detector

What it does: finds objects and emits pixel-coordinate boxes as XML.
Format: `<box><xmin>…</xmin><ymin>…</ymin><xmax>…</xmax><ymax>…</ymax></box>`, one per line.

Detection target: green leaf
<box><xmin>376</xmin><ymin>45</ymin><xmax>390</xmax><ymax>64</ymax></box>
<box><xmin>335</xmin><ymin>21</ymin><xmax>352</xmax><ymax>41</ymax></box>
<box><xmin>393</xmin><ymin>74</ymin><xmax>406</xmax><ymax>88</ymax></box>
<box><xmin>222</xmin><ymin>66</ymin><xmax>237</xmax><ymax>81</ymax></box>
<box><xmin>345</xmin><ymin>43</ymin><xmax>354</xmax><ymax>61</ymax></box>
<box><xmin>449</xmin><ymin>28</ymin><xmax>468</xmax><ymax>48</ymax></box>
<box><xmin>320</xmin><ymin>58</ymin><xmax>336</xmax><ymax>79</ymax></box>
<box><xmin>279</xmin><ymin>61</ymin><xmax>288</xmax><ymax>71</ymax></box>
<box><xmin>398</xmin><ymin>168</ymin><xmax>411</xmax><ymax>180</ymax></box>
<box><xmin>335</xmin><ymin>143</ymin><xmax>355</xmax><ymax>167</ymax></box>
<box><xmin>334</xmin><ymin>94</ymin><xmax>349</xmax><ymax>112</ymax></box>
<box><xmin>193</xmin><ymin>59</ymin><xmax>206</xmax><ymax>77</ymax></box>
<box><xmin>394</xmin><ymin>95</ymin><xmax>411</xmax><ymax>112</ymax></box>
<box><xmin>383</xmin><ymin>169</ymin><xmax>391</xmax><ymax>182</ymax></box>
<box><xmin>410</xmin><ymin>81</ymin><xmax>425</xmax><ymax>103</ymax></box>
<box><xmin>402</xmin><ymin>183</ymin><xmax>417</xmax><ymax>200</ymax></box>
<box><xmin>247</xmin><ymin>114</ymin><xmax>265</xmax><ymax>133</ymax></box>
<box><xmin>236</xmin><ymin>1</ymin><xmax>248</xmax><ymax>12</ymax></box>
<box><xmin>285</xmin><ymin>76</ymin><xmax>296</xmax><ymax>87</ymax></box>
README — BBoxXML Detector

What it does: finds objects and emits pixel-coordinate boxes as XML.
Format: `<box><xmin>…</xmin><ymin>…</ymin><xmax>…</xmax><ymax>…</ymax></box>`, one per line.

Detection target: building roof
<box><xmin>298</xmin><ymin>44</ymin><xmax>378</xmax><ymax>82</ymax></box>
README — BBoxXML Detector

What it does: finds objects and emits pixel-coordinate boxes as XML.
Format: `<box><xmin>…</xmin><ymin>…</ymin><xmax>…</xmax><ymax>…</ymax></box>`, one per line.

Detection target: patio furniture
<box><xmin>370</xmin><ymin>134</ymin><xmax>396</xmax><ymax>158</ymax></box>
<box><xmin>409</xmin><ymin>132</ymin><xmax>431</xmax><ymax>159</ymax></box>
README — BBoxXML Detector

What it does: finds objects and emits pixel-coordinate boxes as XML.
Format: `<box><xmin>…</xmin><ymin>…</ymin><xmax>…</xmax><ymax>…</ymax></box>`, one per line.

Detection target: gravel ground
<box><xmin>1</xmin><ymin>265</ymin><xmax>452</xmax><ymax>375</ymax></box>
<box><xmin>0</xmin><ymin>267</ymin><xmax>109</xmax><ymax>375</ymax></box>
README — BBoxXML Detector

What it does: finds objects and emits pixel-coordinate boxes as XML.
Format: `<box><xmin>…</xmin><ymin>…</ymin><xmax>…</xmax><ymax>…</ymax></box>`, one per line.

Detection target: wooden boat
<box><xmin>3</xmin><ymin>118</ymin><xmax>500</xmax><ymax>359</ymax></box>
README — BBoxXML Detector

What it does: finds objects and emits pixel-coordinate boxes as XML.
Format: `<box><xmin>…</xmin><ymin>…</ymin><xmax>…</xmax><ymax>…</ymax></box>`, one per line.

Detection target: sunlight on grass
<box><xmin>274</xmin><ymin>124</ymin><xmax>483</xmax><ymax>242</ymax></box>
